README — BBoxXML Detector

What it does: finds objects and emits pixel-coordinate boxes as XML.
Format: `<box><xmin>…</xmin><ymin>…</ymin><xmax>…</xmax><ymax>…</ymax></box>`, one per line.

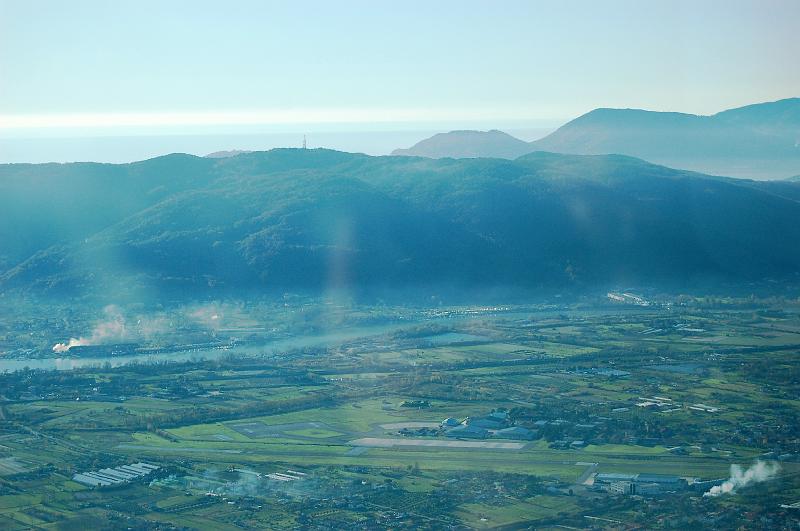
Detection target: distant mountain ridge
<box><xmin>392</xmin><ymin>98</ymin><xmax>800</xmax><ymax>179</ymax></box>
<box><xmin>205</xmin><ymin>149</ymin><xmax>253</xmax><ymax>158</ymax></box>
<box><xmin>391</xmin><ymin>130</ymin><xmax>531</xmax><ymax>159</ymax></box>
<box><xmin>2</xmin><ymin>148</ymin><xmax>800</xmax><ymax>298</ymax></box>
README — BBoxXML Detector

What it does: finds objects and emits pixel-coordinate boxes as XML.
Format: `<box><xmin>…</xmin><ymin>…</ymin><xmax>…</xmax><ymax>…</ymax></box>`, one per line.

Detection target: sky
<box><xmin>0</xmin><ymin>0</ymin><xmax>798</xmax><ymax>161</ymax></box>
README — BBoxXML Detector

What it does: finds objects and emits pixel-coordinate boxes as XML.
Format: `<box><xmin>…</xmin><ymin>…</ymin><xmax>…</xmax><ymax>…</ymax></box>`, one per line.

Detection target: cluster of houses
<box><xmin>266</xmin><ymin>469</ymin><xmax>307</xmax><ymax>482</ymax></box>
<box><xmin>606</xmin><ymin>292</ymin><xmax>651</xmax><ymax>306</ymax></box>
<box><xmin>636</xmin><ymin>395</ymin><xmax>720</xmax><ymax>414</ymax></box>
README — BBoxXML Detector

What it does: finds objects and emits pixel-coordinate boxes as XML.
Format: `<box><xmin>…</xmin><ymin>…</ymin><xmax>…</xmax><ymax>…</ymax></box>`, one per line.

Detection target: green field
<box><xmin>1</xmin><ymin>299</ymin><xmax>799</xmax><ymax>528</ymax></box>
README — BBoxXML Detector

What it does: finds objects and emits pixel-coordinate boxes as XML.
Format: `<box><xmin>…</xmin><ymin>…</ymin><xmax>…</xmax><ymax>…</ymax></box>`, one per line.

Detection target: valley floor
<box><xmin>1</xmin><ymin>294</ymin><xmax>799</xmax><ymax>529</ymax></box>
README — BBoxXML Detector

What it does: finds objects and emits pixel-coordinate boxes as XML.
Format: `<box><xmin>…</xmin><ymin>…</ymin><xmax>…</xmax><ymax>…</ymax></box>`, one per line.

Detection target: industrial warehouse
<box><xmin>593</xmin><ymin>472</ymin><xmax>691</xmax><ymax>496</ymax></box>
<box><xmin>72</xmin><ymin>462</ymin><xmax>160</xmax><ymax>487</ymax></box>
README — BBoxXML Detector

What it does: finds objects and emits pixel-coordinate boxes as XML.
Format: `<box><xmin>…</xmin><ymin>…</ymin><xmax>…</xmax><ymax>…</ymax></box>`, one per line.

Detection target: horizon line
<box><xmin>0</xmin><ymin>107</ymin><xmax>571</xmax><ymax>132</ymax></box>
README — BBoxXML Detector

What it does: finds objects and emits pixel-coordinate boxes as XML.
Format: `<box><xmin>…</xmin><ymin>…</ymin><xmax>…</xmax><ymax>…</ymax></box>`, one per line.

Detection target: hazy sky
<box><xmin>1</xmin><ymin>0</ymin><xmax>798</xmax><ymax>140</ymax></box>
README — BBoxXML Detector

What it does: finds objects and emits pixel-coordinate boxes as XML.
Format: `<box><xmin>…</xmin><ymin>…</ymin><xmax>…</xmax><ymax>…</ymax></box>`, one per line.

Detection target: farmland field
<box><xmin>1</xmin><ymin>296</ymin><xmax>800</xmax><ymax>528</ymax></box>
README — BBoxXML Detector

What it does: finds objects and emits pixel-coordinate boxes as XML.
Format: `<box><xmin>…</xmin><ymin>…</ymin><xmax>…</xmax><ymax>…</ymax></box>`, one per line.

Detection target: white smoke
<box><xmin>52</xmin><ymin>303</ymin><xmax>229</xmax><ymax>353</ymax></box>
<box><xmin>52</xmin><ymin>303</ymin><xmax>238</xmax><ymax>353</ymax></box>
<box><xmin>704</xmin><ymin>460</ymin><xmax>780</xmax><ymax>497</ymax></box>
<box><xmin>53</xmin><ymin>305</ymin><xmax>128</xmax><ymax>353</ymax></box>
<box><xmin>52</xmin><ymin>337</ymin><xmax>86</xmax><ymax>353</ymax></box>
<box><xmin>136</xmin><ymin>315</ymin><xmax>171</xmax><ymax>341</ymax></box>
<box><xmin>187</xmin><ymin>304</ymin><xmax>224</xmax><ymax>330</ymax></box>
<box><xmin>191</xmin><ymin>468</ymin><xmax>265</xmax><ymax>497</ymax></box>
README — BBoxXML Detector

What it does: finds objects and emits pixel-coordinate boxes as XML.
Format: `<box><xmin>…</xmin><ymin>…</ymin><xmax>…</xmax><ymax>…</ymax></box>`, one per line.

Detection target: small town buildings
<box><xmin>466</xmin><ymin>417</ymin><xmax>505</xmax><ymax>429</ymax></box>
<box><xmin>608</xmin><ymin>481</ymin><xmax>634</xmax><ymax>495</ymax></box>
<box><xmin>595</xmin><ymin>472</ymin><xmax>687</xmax><ymax>495</ymax></box>
<box><xmin>494</xmin><ymin>426</ymin><xmax>536</xmax><ymax>440</ymax></box>
<box><xmin>596</xmin><ymin>473</ymin><xmax>636</xmax><ymax>483</ymax></box>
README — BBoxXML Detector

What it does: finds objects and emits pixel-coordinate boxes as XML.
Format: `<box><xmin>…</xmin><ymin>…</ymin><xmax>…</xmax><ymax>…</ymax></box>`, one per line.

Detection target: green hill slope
<box><xmin>2</xmin><ymin>149</ymin><xmax>800</xmax><ymax>297</ymax></box>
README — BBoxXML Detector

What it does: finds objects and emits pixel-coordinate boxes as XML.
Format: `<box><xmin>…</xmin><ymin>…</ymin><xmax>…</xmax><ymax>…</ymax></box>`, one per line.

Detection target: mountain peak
<box><xmin>528</xmin><ymin>97</ymin><xmax>800</xmax><ymax>179</ymax></box>
<box><xmin>392</xmin><ymin>130</ymin><xmax>530</xmax><ymax>159</ymax></box>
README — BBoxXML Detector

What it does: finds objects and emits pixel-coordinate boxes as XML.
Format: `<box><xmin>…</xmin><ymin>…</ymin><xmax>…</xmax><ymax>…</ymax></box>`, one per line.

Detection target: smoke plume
<box><xmin>187</xmin><ymin>303</ymin><xmax>224</xmax><ymax>330</ymax></box>
<box><xmin>53</xmin><ymin>305</ymin><xmax>128</xmax><ymax>353</ymax></box>
<box><xmin>704</xmin><ymin>460</ymin><xmax>780</xmax><ymax>497</ymax></box>
<box><xmin>51</xmin><ymin>302</ymin><xmax>231</xmax><ymax>353</ymax></box>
